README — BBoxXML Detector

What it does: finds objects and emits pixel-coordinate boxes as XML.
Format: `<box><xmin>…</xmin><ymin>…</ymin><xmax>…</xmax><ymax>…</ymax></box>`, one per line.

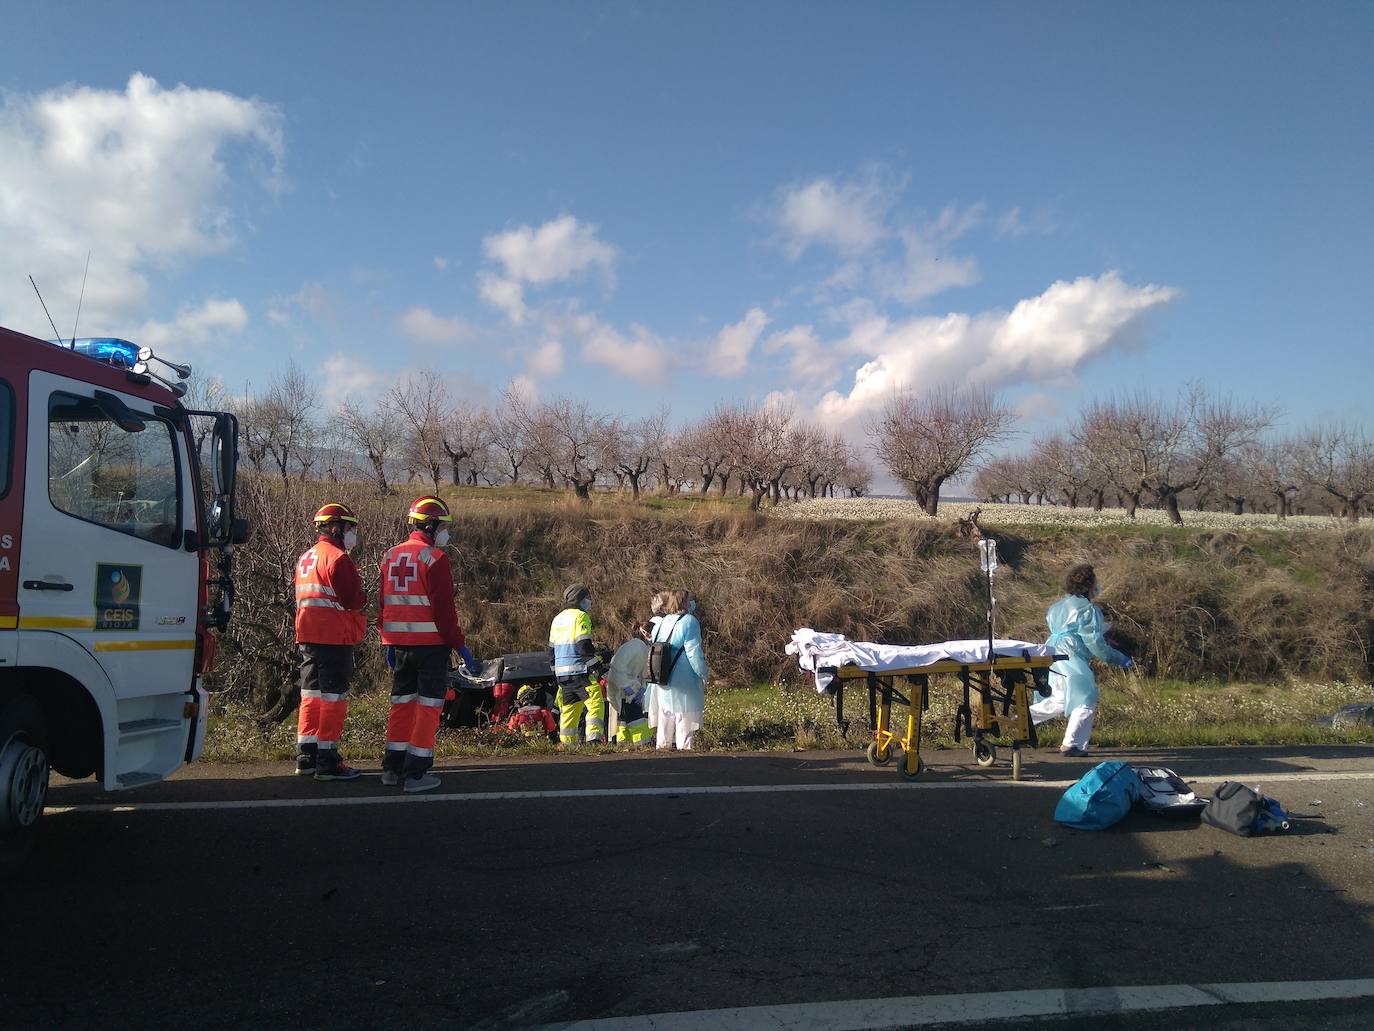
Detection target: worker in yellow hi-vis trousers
<box><xmin>549</xmin><ymin>583</ymin><xmax>604</xmax><ymax>746</ymax></box>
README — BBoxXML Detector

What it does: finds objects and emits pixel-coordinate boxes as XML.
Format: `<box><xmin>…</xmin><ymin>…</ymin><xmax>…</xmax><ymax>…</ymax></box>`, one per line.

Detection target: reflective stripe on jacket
<box><xmin>549</xmin><ymin>606</ymin><xmax>594</xmax><ymax>676</ymax></box>
<box><xmin>378</xmin><ymin>532</ymin><xmax>466</xmax><ymax>648</ymax></box>
<box><xmin>294</xmin><ymin>537</ymin><xmax>366</xmax><ymax>645</ymax></box>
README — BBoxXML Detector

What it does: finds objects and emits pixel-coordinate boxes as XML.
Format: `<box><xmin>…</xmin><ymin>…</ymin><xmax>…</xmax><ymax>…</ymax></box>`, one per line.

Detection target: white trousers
<box><xmin>655</xmin><ymin>709</ymin><xmax>698</xmax><ymax>751</ymax></box>
<box><xmin>1029</xmin><ymin>692</ymin><xmax>1096</xmax><ymax>751</ymax></box>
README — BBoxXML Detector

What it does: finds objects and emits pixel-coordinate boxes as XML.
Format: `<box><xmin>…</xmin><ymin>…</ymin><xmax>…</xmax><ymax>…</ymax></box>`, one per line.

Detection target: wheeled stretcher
<box><xmin>786</xmin><ymin>632</ymin><xmax>1063</xmax><ymax>780</ymax></box>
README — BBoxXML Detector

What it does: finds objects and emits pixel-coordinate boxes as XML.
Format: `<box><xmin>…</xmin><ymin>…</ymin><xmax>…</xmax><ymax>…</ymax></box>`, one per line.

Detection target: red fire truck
<box><xmin>0</xmin><ymin>324</ymin><xmax>245</xmax><ymax>871</ymax></box>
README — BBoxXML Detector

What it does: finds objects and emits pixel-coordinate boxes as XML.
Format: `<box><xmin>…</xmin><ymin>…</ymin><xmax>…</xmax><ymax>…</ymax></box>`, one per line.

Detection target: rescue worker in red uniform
<box><xmin>507</xmin><ymin>685</ymin><xmax>558</xmax><ymax>740</ymax></box>
<box><xmin>294</xmin><ymin>502</ymin><xmax>368</xmax><ymax>780</ymax></box>
<box><xmin>378</xmin><ymin>496</ymin><xmax>477</xmax><ymax>792</ymax></box>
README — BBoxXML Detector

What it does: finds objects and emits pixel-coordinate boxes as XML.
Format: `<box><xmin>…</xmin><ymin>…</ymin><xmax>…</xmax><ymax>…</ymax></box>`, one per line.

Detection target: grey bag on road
<box><xmin>1200</xmin><ymin>781</ymin><xmax>1289</xmax><ymax>836</ymax></box>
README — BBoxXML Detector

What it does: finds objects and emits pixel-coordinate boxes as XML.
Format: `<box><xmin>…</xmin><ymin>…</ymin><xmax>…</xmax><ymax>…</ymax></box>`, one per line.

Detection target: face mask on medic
<box><xmin>580</xmin><ymin>597</ymin><xmax>592</xmax><ymax>611</ymax></box>
<box><xmin>434</xmin><ymin>528</ymin><xmax>451</xmax><ymax>548</ymax></box>
<box><xmin>342</xmin><ymin>529</ymin><xmax>358</xmax><ymax>551</ymax></box>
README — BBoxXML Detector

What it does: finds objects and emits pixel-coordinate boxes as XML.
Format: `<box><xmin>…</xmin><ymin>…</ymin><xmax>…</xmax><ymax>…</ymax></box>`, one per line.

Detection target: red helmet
<box><xmin>313</xmin><ymin>502</ymin><xmax>359</xmax><ymax>526</ymax></box>
<box><xmin>406</xmin><ymin>496</ymin><xmax>452</xmax><ymax>525</ymax></box>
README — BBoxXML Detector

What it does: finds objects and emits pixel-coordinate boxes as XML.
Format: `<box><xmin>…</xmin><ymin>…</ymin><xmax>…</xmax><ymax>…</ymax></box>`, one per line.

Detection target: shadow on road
<box><xmin>11</xmin><ymin>748</ymin><xmax>1374</xmax><ymax>1029</ymax></box>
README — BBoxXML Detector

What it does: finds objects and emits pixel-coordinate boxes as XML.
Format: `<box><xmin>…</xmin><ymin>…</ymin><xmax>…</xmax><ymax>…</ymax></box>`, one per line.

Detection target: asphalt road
<box><xmin>5</xmin><ymin>745</ymin><xmax>1374</xmax><ymax>1030</ymax></box>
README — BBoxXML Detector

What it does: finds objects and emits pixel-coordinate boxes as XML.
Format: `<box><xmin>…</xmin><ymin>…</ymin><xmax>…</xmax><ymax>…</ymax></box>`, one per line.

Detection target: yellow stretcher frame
<box><xmin>826</xmin><ymin>653</ymin><xmax>1062</xmax><ymax>781</ymax></box>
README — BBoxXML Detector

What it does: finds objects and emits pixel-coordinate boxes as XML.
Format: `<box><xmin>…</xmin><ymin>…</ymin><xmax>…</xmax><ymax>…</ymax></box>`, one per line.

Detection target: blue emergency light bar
<box><xmin>50</xmin><ymin>337</ymin><xmax>141</xmax><ymax>369</ymax></box>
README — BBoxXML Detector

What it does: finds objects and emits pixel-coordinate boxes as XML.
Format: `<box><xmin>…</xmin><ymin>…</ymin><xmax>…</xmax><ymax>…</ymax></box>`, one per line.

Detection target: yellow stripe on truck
<box><xmin>19</xmin><ymin>615</ymin><xmax>96</xmax><ymax>629</ymax></box>
<box><xmin>92</xmin><ymin>639</ymin><xmax>197</xmax><ymax>653</ymax></box>
<box><xmin>0</xmin><ymin>615</ymin><xmax>18</xmax><ymax>629</ymax></box>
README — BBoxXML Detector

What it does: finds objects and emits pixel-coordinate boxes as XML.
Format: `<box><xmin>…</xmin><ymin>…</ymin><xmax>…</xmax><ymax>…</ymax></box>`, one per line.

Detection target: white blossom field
<box><xmin>773</xmin><ymin>497</ymin><xmax>1347</xmax><ymax>531</ymax></box>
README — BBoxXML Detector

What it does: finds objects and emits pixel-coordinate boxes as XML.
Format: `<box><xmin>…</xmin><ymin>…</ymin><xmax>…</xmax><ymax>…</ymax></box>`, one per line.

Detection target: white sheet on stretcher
<box><xmin>786</xmin><ymin>628</ymin><xmax>1059</xmax><ymax>693</ymax></box>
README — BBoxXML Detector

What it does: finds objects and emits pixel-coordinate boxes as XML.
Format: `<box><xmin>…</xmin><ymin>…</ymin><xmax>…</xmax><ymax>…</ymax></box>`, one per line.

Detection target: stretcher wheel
<box><xmin>974</xmin><ymin>740</ymin><xmax>996</xmax><ymax>768</ymax></box>
<box><xmin>866</xmin><ymin>741</ymin><xmax>894</xmax><ymax>766</ymax></box>
<box><xmin>897</xmin><ymin>756</ymin><xmax>925</xmax><ymax>780</ymax></box>
<box><xmin>1011</xmin><ymin>746</ymin><xmax>1023</xmax><ymax>781</ymax></box>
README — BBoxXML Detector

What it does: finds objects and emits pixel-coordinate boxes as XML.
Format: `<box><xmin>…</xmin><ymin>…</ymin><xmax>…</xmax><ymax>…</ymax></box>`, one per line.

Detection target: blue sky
<box><xmin>2</xmin><ymin>1</ymin><xmax>1370</xmax><ymax>441</ymax></box>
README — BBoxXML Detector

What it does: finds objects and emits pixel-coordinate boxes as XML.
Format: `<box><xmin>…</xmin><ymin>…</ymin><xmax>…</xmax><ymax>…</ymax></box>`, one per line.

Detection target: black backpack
<box><xmin>1200</xmin><ymin>781</ymin><xmax>1289</xmax><ymax>837</ymax></box>
<box><xmin>642</xmin><ymin>616</ymin><xmax>683</xmax><ymax>684</ymax></box>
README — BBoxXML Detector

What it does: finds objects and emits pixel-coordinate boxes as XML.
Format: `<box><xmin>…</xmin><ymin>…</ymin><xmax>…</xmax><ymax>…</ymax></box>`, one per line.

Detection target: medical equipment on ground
<box><xmin>787</xmin><ymin>630</ymin><xmax>1063</xmax><ymax>780</ymax></box>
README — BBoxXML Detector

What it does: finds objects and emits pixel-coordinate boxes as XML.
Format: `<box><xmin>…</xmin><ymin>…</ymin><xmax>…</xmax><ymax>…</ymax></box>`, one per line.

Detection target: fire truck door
<box><xmin>18</xmin><ymin>371</ymin><xmax>198</xmax><ymax>701</ymax></box>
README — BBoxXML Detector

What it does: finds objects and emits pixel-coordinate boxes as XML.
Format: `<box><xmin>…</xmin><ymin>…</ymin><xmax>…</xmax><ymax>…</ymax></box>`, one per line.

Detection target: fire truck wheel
<box><xmin>0</xmin><ymin>695</ymin><xmax>50</xmax><ymax>875</ymax></box>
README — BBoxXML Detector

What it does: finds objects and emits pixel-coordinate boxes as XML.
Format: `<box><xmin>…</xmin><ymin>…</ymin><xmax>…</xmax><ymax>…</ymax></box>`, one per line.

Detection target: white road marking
<box><xmin>539</xmin><ymin>978</ymin><xmax>1374</xmax><ymax>1029</ymax></box>
<box><xmin>43</xmin><ymin>768</ymin><xmax>1374</xmax><ymax>816</ymax></box>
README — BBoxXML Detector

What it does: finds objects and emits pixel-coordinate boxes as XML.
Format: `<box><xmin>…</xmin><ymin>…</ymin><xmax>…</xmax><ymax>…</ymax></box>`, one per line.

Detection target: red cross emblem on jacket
<box><xmin>387</xmin><ymin>552</ymin><xmax>419</xmax><ymax>592</ymax></box>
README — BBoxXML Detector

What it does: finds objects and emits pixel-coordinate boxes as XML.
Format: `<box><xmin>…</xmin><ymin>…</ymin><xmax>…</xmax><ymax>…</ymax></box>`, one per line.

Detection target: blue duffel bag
<box><xmin>1054</xmin><ymin>760</ymin><xmax>1142</xmax><ymax>830</ymax></box>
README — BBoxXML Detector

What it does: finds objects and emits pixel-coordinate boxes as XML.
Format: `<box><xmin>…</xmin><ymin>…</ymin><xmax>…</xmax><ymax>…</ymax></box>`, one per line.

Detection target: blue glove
<box><xmin>458</xmin><ymin>645</ymin><xmax>480</xmax><ymax>675</ymax></box>
<box><xmin>1121</xmin><ymin>656</ymin><xmax>1133</xmax><ymax>670</ymax></box>
<box><xmin>384</xmin><ymin>645</ymin><xmax>396</xmax><ymax>671</ymax></box>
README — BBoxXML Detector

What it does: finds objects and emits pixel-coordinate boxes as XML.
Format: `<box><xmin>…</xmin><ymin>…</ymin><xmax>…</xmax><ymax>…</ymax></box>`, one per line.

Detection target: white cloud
<box><xmin>482</xmin><ymin>214</ymin><xmax>617</xmax><ymax>287</ymax></box>
<box><xmin>320</xmin><ymin>352</ymin><xmax>383</xmax><ymax>404</ymax></box>
<box><xmin>996</xmin><ymin>206</ymin><xmax>1058</xmax><ymax>238</ymax></box>
<box><xmin>527</xmin><ymin>339</ymin><xmax>564</xmax><ymax>378</ymax></box>
<box><xmin>774</xmin><ymin>168</ymin><xmax>986</xmax><ymax>305</ymax></box>
<box><xmin>398</xmin><ymin>305</ymin><xmax>476</xmax><ymax>344</ymax></box>
<box><xmin>477</xmin><ymin>272</ymin><xmax>527</xmax><ymax>324</ymax></box>
<box><xmin>508</xmin><ymin>374</ymin><xmax>539</xmax><ymax>405</ymax></box>
<box><xmin>137</xmin><ymin>298</ymin><xmax>248</xmax><ymax>353</ymax></box>
<box><xmin>1014</xmin><ymin>390</ymin><xmax>1064</xmax><ymax>422</ymax></box>
<box><xmin>478</xmin><ymin>215</ymin><xmax>617</xmax><ymax>327</ymax></box>
<box><xmin>816</xmin><ymin>272</ymin><xmax>1180</xmax><ymax>422</ymax></box>
<box><xmin>0</xmin><ymin>73</ymin><xmax>282</xmax><ymax>336</ymax></box>
<box><xmin>775</xmin><ymin>170</ymin><xmax>898</xmax><ymax>259</ymax></box>
<box><xmin>557</xmin><ymin>312</ymin><xmax>666</xmax><ymax>384</ymax></box>
<box><xmin>267</xmin><ymin>281</ymin><xmax>337</xmax><ymax>325</ymax></box>
<box><xmin>867</xmin><ymin>226</ymin><xmax>980</xmax><ymax>303</ymax></box>
<box><xmin>764</xmin><ymin>325</ymin><xmax>837</xmax><ymax>384</ymax></box>
<box><xmin>710</xmin><ymin>307</ymin><xmax>770</xmax><ymax>377</ymax></box>
<box><xmin>433</xmin><ymin>256</ymin><xmax>449</xmax><ymax>272</ymax></box>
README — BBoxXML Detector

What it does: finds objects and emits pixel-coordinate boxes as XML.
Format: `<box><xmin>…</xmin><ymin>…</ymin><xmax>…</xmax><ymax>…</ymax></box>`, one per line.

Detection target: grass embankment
<box><xmin>207</xmin><ymin>481</ymin><xmax>1374</xmax><ymax>762</ymax></box>
<box><xmin>202</xmin><ymin>675</ymin><xmax>1374</xmax><ymax>764</ymax></box>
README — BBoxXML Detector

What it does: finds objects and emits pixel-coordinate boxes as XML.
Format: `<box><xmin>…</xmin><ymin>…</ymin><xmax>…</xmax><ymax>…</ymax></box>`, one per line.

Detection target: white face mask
<box><xmin>580</xmin><ymin>597</ymin><xmax>592</xmax><ymax>611</ymax></box>
<box><xmin>1092</xmin><ymin>584</ymin><xmax>1101</xmax><ymax>599</ymax></box>
<box><xmin>688</xmin><ymin>599</ymin><xmax>697</xmax><ymax>614</ymax></box>
<box><xmin>434</xmin><ymin>528</ymin><xmax>451</xmax><ymax>548</ymax></box>
<box><xmin>342</xmin><ymin>530</ymin><xmax>358</xmax><ymax>551</ymax></box>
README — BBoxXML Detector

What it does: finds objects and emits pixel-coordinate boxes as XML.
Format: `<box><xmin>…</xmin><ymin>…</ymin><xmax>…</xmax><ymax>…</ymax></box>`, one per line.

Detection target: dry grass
<box><xmin>210</xmin><ymin>479</ymin><xmax>1374</xmax><ymax>736</ymax></box>
<box><xmin>202</xmin><ymin>674</ymin><xmax>1374</xmax><ymax>763</ymax></box>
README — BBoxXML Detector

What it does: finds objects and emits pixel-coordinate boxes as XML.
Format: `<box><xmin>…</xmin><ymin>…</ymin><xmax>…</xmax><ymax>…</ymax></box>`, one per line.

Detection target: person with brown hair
<box><xmin>1029</xmin><ymin>563</ymin><xmax>1132</xmax><ymax>756</ymax></box>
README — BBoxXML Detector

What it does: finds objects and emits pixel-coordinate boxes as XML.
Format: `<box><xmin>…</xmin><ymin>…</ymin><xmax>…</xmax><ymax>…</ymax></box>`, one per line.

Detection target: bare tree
<box><xmin>385</xmin><ymin>371</ymin><xmax>450</xmax><ymax>494</ymax></box>
<box><xmin>715</xmin><ymin>402</ymin><xmax>796</xmax><ymax>511</ymax></box>
<box><xmin>239</xmin><ymin>363</ymin><xmax>319</xmax><ymax>492</ymax></box>
<box><xmin>489</xmin><ymin>400</ymin><xmax>532</xmax><ymax>484</ymax></box>
<box><xmin>338</xmin><ymin>398</ymin><xmax>401</xmax><ymax>494</ymax></box>
<box><xmin>973</xmin><ymin>455</ymin><xmax>1016</xmax><ymax>503</ymax></box>
<box><xmin>1031</xmin><ymin>433</ymin><xmax>1100</xmax><ymax>508</ymax></box>
<box><xmin>1244</xmin><ymin>439</ymin><xmax>1298</xmax><ymax>519</ymax></box>
<box><xmin>839</xmin><ymin>455</ymin><xmax>873</xmax><ymax>497</ymax></box>
<box><xmin>1076</xmin><ymin>388</ymin><xmax>1272</xmax><ymax>525</ymax></box>
<box><xmin>1074</xmin><ymin>400</ymin><xmax>1147</xmax><ymax>517</ymax></box>
<box><xmin>1293</xmin><ymin>424</ymin><xmax>1374</xmax><ymax>523</ymax></box>
<box><xmin>615</xmin><ymin>410</ymin><xmax>668</xmax><ymax>500</ymax></box>
<box><xmin>442</xmin><ymin>403</ymin><xmax>490</xmax><ymax>486</ymax></box>
<box><xmin>681</xmin><ymin>409</ymin><xmax>731</xmax><ymax>495</ymax></box>
<box><xmin>871</xmin><ymin>386</ymin><xmax>1014</xmax><ymax>516</ymax></box>
<box><xmin>515</xmin><ymin>396</ymin><xmax>613</xmax><ymax>501</ymax></box>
